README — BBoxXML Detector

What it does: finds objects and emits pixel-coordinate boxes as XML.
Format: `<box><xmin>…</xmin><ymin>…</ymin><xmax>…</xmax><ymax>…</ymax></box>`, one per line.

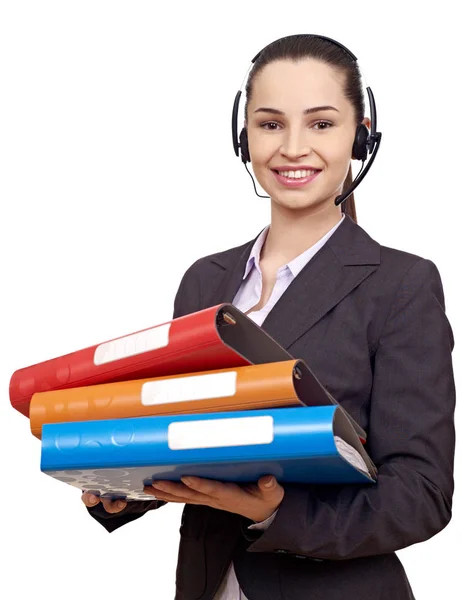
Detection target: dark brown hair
<box><xmin>244</xmin><ymin>34</ymin><xmax>365</xmax><ymax>223</ymax></box>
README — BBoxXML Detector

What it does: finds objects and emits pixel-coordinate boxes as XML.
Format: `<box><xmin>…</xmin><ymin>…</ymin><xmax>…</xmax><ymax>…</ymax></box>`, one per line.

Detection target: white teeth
<box><xmin>277</xmin><ymin>169</ymin><xmax>318</xmax><ymax>179</ymax></box>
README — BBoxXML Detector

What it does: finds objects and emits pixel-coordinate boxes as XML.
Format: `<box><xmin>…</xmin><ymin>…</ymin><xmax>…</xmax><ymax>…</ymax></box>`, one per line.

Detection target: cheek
<box><xmin>321</xmin><ymin>137</ymin><xmax>354</xmax><ymax>171</ymax></box>
<box><xmin>247</xmin><ymin>128</ymin><xmax>284</xmax><ymax>162</ymax></box>
<box><xmin>247</xmin><ymin>139</ymin><xmax>275</xmax><ymax>166</ymax></box>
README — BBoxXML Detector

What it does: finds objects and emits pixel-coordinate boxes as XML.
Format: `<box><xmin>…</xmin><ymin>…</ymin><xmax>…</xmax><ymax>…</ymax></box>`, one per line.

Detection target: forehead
<box><xmin>249</xmin><ymin>58</ymin><xmax>349</xmax><ymax>112</ymax></box>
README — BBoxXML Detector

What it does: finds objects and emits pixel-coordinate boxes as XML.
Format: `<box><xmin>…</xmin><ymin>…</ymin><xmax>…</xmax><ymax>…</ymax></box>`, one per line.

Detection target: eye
<box><xmin>260</xmin><ymin>121</ymin><xmax>281</xmax><ymax>130</ymax></box>
<box><xmin>259</xmin><ymin>120</ymin><xmax>333</xmax><ymax>131</ymax></box>
<box><xmin>312</xmin><ymin>121</ymin><xmax>332</xmax><ymax>130</ymax></box>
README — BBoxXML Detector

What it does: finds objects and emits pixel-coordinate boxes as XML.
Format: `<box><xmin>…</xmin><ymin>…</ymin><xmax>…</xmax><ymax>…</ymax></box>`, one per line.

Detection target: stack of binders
<box><xmin>10</xmin><ymin>303</ymin><xmax>377</xmax><ymax>501</ymax></box>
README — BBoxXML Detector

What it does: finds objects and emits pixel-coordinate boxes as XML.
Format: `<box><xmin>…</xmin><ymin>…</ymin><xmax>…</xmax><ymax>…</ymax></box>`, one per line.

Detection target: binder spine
<box><xmin>40</xmin><ymin>406</ymin><xmax>338</xmax><ymax>471</ymax></box>
<box><xmin>10</xmin><ymin>304</ymin><xmax>249</xmax><ymax>416</ymax></box>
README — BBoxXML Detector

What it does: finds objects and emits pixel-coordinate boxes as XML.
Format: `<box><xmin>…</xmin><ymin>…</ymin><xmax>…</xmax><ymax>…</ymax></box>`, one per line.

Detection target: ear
<box><xmin>362</xmin><ymin>117</ymin><xmax>371</xmax><ymax>130</ymax></box>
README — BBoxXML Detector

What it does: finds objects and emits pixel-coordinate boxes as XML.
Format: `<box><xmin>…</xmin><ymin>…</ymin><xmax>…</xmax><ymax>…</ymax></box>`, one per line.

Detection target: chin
<box><xmin>276</xmin><ymin>190</ymin><xmax>340</xmax><ymax>214</ymax></box>
<box><xmin>273</xmin><ymin>195</ymin><xmax>320</xmax><ymax>211</ymax></box>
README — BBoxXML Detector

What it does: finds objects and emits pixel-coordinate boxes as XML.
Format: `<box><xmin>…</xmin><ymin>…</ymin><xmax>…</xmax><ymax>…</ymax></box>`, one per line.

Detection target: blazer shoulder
<box><xmin>346</xmin><ymin>216</ymin><xmax>435</xmax><ymax>276</ymax></box>
<box><xmin>378</xmin><ymin>244</ymin><xmax>441</xmax><ymax>279</ymax></box>
<box><xmin>374</xmin><ymin>244</ymin><xmax>446</xmax><ymax>315</ymax></box>
<box><xmin>380</xmin><ymin>244</ymin><xmax>423</xmax><ymax>270</ymax></box>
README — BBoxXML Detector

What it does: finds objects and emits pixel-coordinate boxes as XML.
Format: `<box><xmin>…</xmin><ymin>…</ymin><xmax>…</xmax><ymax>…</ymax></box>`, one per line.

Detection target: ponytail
<box><xmin>341</xmin><ymin>164</ymin><xmax>357</xmax><ymax>223</ymax></box>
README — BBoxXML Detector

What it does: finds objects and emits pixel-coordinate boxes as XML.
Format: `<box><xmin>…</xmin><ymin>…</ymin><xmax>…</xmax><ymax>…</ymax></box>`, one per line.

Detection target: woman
<box><xmin>83</xmin><ymin>34</ymin><xmax>456</xmax><ymax>600</ymax></box>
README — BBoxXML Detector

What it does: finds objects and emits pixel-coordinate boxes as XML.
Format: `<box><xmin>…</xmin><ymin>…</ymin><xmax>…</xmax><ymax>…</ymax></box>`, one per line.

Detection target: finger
<box><xmin>100</xmin><ymin>497</ymin><xmax>127</xmax><ymax>513</ymax></box>
<box><xmin>143</xmin><ymin>485</ymin><xmax>190</xmax><ymax>501</ymax></box>
<box><xmin>144</xmin><ymin>481</ymin><xmax>223</xmax><ymax>506</ymax></box>
<box><xmin>257</xmin><ymin>475</ymin><xmax>283</xmax><ymax>494</ymax></box>
<box><xmin>143</xmin><ymin>489</ymin><xmax>206</xmax><ymax>505</ymax></box>
<box><xmin>148</xmin><ymin>478</ymin><xmax>239</xmax><ymax>504</ymax></box>
<box><xmin>180</xmin><ymin>476</ymin><xmax>239</xmax><ymax>499</ymax></box>
<box><xmin>150</xmin><ymin>480</ymin><xmax>192</xmax><ymax>496</ymax></box>
<box><xmin>258</xmin><ymin>475</ymin><xmax>276</xmax><ymax>489</ymax></box>
<box><xmin>81</xmin><ymin>492</ymin><xmax>101</xmax><ymax>507</ymax></box>
<box><xmin>144</xmin><ymin>484</ymin><xmax>208</xmax><ymax>504</ymax></box>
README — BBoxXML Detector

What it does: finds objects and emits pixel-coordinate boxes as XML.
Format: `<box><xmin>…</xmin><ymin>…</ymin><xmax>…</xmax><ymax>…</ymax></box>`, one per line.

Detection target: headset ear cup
<box><xmin>239</xmin><ymin>128</ymin><xmax>250</xmax><ymax>163</ymax></box>
<box><xmin>352</xmin><ymin>124</ymin><xmax>369</xmax><ymax>161</ymax></box>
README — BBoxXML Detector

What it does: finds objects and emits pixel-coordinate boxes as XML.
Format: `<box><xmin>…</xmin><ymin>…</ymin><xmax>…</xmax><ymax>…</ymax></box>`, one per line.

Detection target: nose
<box><xmin>279</xmin><ymin>127</ymin><xmax>312</xmax><ymax>159</ymax></box>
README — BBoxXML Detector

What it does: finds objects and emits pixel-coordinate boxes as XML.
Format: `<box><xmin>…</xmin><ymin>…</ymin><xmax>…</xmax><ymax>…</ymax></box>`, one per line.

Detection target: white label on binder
<box><xmin>141</xmin><ymin>371</ymin><xmax>237</xmax><ymax>406</ymax></box>
<box><xmin>168</xmin><ymin>416</ymin><xmax>274</xmax><ymax>450</ymax></box>
<box><xmin>93</xmin><ymin>323</ymin><xmax>171</xmax><ymax>365</ymax></box>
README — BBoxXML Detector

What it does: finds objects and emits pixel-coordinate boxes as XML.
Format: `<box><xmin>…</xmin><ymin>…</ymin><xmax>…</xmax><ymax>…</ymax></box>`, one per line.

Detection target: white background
<box><xmin>0</xmin><ymin>1</ymin><xmax>460</xmax><ymax>598</ymax></box>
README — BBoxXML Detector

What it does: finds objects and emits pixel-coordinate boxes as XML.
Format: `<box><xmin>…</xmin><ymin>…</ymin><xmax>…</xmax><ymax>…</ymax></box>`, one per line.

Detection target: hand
<box><xmin>81</xmin><ymin>491</ymin><xmax>127</xmax><ymax>514</ymax></box>
<box><xmin>143</xmin><ymin>475</ymin><xmax>285</xmax><ymax>523</ymax></box>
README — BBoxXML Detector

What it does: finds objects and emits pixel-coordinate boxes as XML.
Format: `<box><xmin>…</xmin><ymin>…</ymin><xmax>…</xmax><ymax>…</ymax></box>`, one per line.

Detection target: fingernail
<box><xmin>89</xmin><ymin>494</ymin><xmax>97</xmax><ymax>503</ymax></box>
<box><xmin>264</xmin><ymin>478</ymin><xmax>274</xmax><ymax>488</ymax></box>
<box><xmin>117</xmin><ymin>501</ymin><xmax>125</xmax><ymax>509</ymax></box>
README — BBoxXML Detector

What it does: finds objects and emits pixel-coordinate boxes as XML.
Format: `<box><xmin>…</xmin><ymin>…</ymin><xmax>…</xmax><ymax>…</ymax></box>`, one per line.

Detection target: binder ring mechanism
<box><xmin>217</xmin><ymin>307</ymin><xmax>303</xmax><ymax>381</ymax></box>
<box><xmin>293</xmin><ymin>365</ymin><xmax>303</xmax><ymax>380</ymax></box>
<box><xmin>223</xmin><ymin>312</ymin><xmax>237</xmax><ymax>325</ymax></box>
<box><xmin>216</xmin><ymin>308</ymin><xmax>238</xmax><ymax>328</ymax></box>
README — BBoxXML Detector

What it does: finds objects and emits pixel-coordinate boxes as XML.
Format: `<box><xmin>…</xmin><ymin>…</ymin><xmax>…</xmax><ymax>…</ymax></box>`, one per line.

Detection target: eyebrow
<box><xmin>253</xmin><ymin>105</ymin><xmax>339</xmax><ymax>115</ymax></box>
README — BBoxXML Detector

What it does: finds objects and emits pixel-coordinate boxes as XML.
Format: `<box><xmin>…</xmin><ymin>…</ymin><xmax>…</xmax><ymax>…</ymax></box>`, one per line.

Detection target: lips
<box><xmin>272</xmin><ymin>165</ymin><xmax>321</xmax><ymax>172</ymax></box>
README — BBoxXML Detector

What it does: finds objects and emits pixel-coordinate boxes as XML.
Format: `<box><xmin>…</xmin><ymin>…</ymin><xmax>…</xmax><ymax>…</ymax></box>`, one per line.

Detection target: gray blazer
<box><xmin>88</xmin><ymin>215</ymin><xmax>456</xmax><ymax>600</ymax></box>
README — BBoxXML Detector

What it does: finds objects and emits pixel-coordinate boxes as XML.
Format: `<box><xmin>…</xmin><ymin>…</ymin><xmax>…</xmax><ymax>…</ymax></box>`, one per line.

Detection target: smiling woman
<box><xmin>84</xmin><ymin>34</ymin><xmax>456</xmax><ymax>600</ymax></box>
<box><xmin>232</xmin><ymin>34</ymin><xmax>379</xmax><ymax>227</ymax></box>
<box><xmin>253</xmin><ymin>102</ymin><xmax>335</xmax><ymax>189</ymax></box>
<box><xmin>246</xmin><ymin>60</ymin><xmax>360</xmax><ymax>207</ymax></box>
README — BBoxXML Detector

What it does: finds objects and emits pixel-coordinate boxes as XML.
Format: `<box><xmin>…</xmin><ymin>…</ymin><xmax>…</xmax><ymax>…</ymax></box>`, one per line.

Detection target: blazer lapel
<box><xmin>205</xmin><ymin>231</ymin><xmax>261</xmax><ymax>307</ymax></box>
<box><xmin>203</xmin><ymin>215</ymin><xmax>381</xmax><ymax>351</ymax></box>
<box><xmin>262</xmin><ymin>243</ymin><xmax>378</xmax><ymax>349</ymax></box>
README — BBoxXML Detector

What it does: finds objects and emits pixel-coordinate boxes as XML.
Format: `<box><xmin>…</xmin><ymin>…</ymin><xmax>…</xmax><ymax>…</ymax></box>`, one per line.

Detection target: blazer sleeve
<box><xmin>242</xmin><ymin>257</ymin><xmax>456</xmax><ymax>560</ymax></box>
<box><xmin>86</xmin><ymin>261</ymin><xmax>203</xmax><ymax>533</ymax></box>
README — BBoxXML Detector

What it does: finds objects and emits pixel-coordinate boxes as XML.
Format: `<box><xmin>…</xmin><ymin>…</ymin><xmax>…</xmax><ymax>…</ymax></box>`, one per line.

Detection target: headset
<box><xmin>231</xmin><ymin>34</ymin><xmax>382</xmax><ymax>207</ymax></box>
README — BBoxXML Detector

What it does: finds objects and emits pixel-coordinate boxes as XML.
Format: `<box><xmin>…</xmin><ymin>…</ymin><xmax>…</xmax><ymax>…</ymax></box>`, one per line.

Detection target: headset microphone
<box><xmin>334</xmin><ymin>132</ymin><xmax>382</xmax><ymax>205</ymax></box>
<box><xmin>334</xmin><ymin>87</ymin><xmax>382</xmax><ymax>206</ymax></box>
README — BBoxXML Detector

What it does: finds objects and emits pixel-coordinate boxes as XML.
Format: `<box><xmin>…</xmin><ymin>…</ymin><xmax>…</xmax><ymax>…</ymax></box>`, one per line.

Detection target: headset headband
<box><xmin>231</xmin><ymin>34</ymin><xmax>382</xmax><ymax>206</ymax></box>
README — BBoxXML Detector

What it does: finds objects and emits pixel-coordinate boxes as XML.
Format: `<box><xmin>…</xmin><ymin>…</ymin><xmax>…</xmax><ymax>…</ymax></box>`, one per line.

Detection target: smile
<box><xmin>271</xmin><ymin>169</ymin><xmax>321</xmax><ymax>188</ymax></box>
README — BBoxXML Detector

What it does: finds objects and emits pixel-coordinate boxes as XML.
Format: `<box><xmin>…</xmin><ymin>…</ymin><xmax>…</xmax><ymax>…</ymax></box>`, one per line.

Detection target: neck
<box><xmin>261</xmin><ymin>198</ymin><xmax>344</xmax><ymax>265</ymax></box>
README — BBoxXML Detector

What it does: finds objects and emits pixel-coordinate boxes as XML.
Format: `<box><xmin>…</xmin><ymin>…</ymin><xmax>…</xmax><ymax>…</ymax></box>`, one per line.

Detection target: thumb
<box><xmin>258</xmin><ymin>475</ymin><xmax>277</xmax><ymax>491</ymax></box>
